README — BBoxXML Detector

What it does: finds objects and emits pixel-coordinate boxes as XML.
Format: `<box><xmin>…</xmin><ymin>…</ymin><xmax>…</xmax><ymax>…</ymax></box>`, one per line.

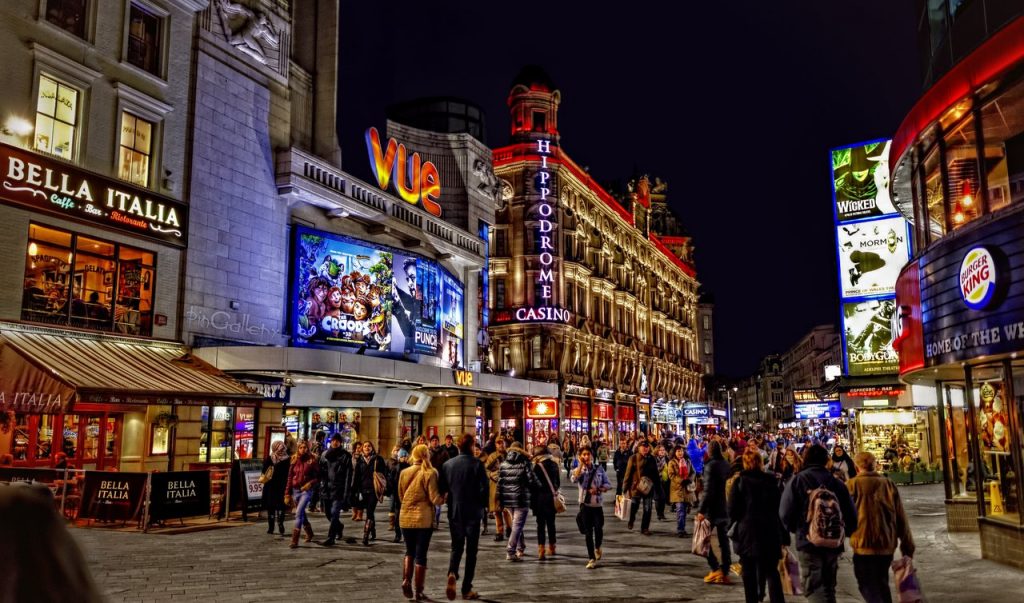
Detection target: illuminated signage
<box><xmin>365</xmin><ymin>127</ymin><xmax>442</xmax><ymax>217</ymax></box>
<box><xmin>794</xmin><ymin>401</ymin><xmax>843</xmax><ymax>420</ymax></box>
<box><xmin>453</xmin><ymin>370</ymin><xmax>473</xmax><ymax>387</ymax></box>
<box><xmin>863</xmin><ymin>399</ymin><xmax>890</xmax><ymax>407</ymax></box>
<box><xmin>845</xmin><ymin>386</ymin><xmax>903</xmax><ymax>398</ymax></box>
<box><xmin>517</xmin><ymin>138</ymin><xmax>562</xmax><ymax>323</ymax></box>
<box><xmin>525</xmin><ymin>397</ymin><xmax>558</xmax><ymax>419</ymax></box>
<box><xmin>682</xmin><ymin>406</ymin><xmax>709</xmax><ymax>418</ymax></box>
<box><xmin>0</xmin><ymin>142</ymin><xmax>187</xmax><ymax>246</ymax></box>
<box><xmin>793</xmin><ymin>389</ymin><xmax>839</xmax><ymax>403</ymax></box>
<box><xmin>960</xmin><ymin>247</ymin><xmax>997</xmax><ymax>310</ymax></box>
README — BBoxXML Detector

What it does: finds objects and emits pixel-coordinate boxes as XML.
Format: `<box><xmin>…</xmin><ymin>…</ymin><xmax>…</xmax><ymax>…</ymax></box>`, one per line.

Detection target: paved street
<box><xmin>72</xmin><ymin>479</ymin><xmax>1020</xmax><ymax>602</ymax></box>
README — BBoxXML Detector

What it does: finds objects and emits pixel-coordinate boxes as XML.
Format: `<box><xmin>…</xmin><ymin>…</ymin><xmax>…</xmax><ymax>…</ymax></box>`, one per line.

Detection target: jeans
<box><xmin>326</xmin><ymin>498</ymin><xmax>345</xmax><ymax>540</ymax></box>
<box><xmin>581</xmin><ymin>505</ymin><xmax>604</xmax><ymax>560</ymax></box>
<box><xmin>535</xmin><ymin>508</ymin><xmax>556</xmax><ymax>546</ymax></box>
<box><xmin>448</xmin><ymin>518</ymin><xmax>481</xmax><ymax>594</ymax></box>
<box><xmin>403</xmin><ymin>527</ymin><xmax>434</xmax><ymax>566</ymax></box>
<box><xmin>853</xmin><ymin>553</ymin><xmax>894</xmax><ymax>603</ymax></box>
<box><xmin>629</xmin><ymin>493</ymin><xmax>653</xmax><ymax>530</ymax></box>
<box><xmin>506</xmin><ymin>507</ymin><xmax>529</xmax><ymax>555</ymax></box>
<box><xmin>798</xmin><ymin>548</ymin><xmax>841</xmax><ymax>603</ymax></box>
<box><xmin>675</xmin><ymin>501</ymin><xmax>690</xmax><ymax>534</ymax></box>
<box><xmin>291</xmin><ymin>488</ymin><xmax>313</xmax><ymax>530</ymax></box>
<box><xmin>741</xmin><ymin>555</ymin><xmax>784</xmax><ymax>603</ymax></box>
<box><xmin>706</xmin><ymin>519</ymin><xmax>732</xmax><ymax>571</ymax></box>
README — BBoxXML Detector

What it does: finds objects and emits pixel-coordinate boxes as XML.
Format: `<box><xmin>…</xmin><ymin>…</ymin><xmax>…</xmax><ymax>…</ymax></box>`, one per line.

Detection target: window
<box><xmin>494</xmin><ymin>278</ymin><xmax>506</xmax><ymax>308</ymax></box>
<box><xmin>495</xmin><ymin>229</ymin><xmax>508</xmax><ymax>256</ymax></box>
<box><xmin>565</xmin><ymin>282</ymin><xmax>575</xmax><ymax>312</ymax></box>
<box><xmin>45</xmin><ymin>0</ymin><xmax>87</xmax><ymax>38</ymax></box>
<box><xmin>199</xmin><ymin>406</ymin><xmax>233</xmax><ymax>463</ymax></box>
<box><xmin>533</xmin><ymin>111</ymin><xmax>547</xmax><ymax>132</ymax></box>
<box><xmin>531</xmin><ymin>334</ymin><xmax>542</xmax><ymax>369</ymax></box>
<box><xmin>34</xmin><ymin>74</ymin><xmax>78</xmax><ymax>160</ymax></box>
<box><xmin>703</xmin><ymin>315</ymin><xmax>710</xmax><ymax>330</ymax></box>
<box><xmin>118</xmin><ymin>112</ymin><xmax>153</xmax><ymax>186</ymax></box>
<box><xmin>704</xmin><ymin>340</ymin><xmax>712</xmax><ymax>355</ymax></box>
<box><xmin>923</xmin><ymin>147</ymin><xmax>946</xmax><ymax>238</ymax></box>
<box><xmin>127</xmin><ymin>3</ymin><xmax>162</xmax><ymax>76</ymax></box>
<box><xmin>7</xmin><ymin>411</ymin><xmax>120</xmax><ymax>468</ymax></box>
<box><xmin>980</xmin><ymin>79</ymin><xmax>1024</xmax><ymax>211</ymax></box>
<box><xmin>945</xmin><ymin>114</ymin><xmax>982</xmax><ymax>228</ymax></box>
<box><xmin>22</xmin><ymin>223</ymin><xmax>156</xmax><ymax>335</ymax></box>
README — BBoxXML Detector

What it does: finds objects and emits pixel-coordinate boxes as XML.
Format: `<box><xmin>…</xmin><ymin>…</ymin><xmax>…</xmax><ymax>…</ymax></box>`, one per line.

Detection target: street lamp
<box><xmin>727</xmin><ymin>386</ymin><xmax>737</xmax><ymax>435</ymax></box>
<box><xmin>767</xmin><ymin>403</ymin><xmax>775</xmax><ymax>432</ymax></box>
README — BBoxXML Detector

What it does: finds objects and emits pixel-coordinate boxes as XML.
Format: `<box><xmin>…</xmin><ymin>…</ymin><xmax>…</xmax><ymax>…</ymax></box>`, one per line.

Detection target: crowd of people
<box><xmin>258</xmin><ymin>428</ymin><xmax>916</xmax><ymax>603</ymax></box>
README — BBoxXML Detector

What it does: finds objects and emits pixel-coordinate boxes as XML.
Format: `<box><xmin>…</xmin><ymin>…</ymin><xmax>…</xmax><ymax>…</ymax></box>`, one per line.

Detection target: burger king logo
<box><xmin>960</xmin><ymin>247</ymin><xmax>997</xmax><ymax>310</ymax></box>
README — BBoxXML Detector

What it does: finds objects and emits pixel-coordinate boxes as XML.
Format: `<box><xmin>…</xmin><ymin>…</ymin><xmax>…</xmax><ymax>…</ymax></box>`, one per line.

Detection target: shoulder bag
<box><xmin>539</xmin><ymin>461</ymin><xmax>566</xmax><ymax>514</ymax></box>
<box><xmin>258</xmin><ymin>465</ymin><xmax>274</xmax><ymax>484</ymax></box>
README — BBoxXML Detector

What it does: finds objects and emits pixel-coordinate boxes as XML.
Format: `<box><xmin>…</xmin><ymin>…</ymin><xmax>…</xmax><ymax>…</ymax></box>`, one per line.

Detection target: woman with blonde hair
<box><xmin>398</xmin><ymin>444</ymin><xmax>445</xmax><ymax>601</ymax></box>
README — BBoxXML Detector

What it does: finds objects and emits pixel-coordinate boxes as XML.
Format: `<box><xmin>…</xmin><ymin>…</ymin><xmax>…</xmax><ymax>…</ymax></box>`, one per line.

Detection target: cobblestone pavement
<box><xmin>71</xmin><ymin>478</ymin><xmax>1020</xmax><ymax>602</ymax></box>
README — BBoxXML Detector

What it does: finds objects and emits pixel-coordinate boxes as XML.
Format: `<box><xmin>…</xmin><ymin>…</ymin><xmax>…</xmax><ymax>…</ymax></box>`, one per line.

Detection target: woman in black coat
<box><xmin>262</xmin><ymin>440</ymin><xmax>291</xmax><ymax>535</ymax></box>
<box><xmin>352</xmin><ymin>441</ymin><xmax>388</xmax><ymax>545</ymax></box>
<box><xmin>531</xmin><ymin>445</ymin><xmax>561</xmax><ymax>559</ymax></box>
<box><xmin>727</xmin><ymin>446</ymin><xmax>788</xmax><ymax>603</ymax></box>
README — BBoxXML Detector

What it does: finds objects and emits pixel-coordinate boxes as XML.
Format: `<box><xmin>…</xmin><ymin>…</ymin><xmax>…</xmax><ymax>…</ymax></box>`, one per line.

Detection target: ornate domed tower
<box><xmin>507</xmin><ymin>65</ymin><xmax>561</xmax><ymax>145</ymax></box>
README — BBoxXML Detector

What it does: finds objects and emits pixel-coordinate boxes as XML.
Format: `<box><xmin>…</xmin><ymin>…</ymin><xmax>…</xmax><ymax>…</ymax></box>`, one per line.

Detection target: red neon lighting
<box><xmin>890</xmin><ymin>15</ymin><xmax>1024</xmax><ymax>169</ymax></box>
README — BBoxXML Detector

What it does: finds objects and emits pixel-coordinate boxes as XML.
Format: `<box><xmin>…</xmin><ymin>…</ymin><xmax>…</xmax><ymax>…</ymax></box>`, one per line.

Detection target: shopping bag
<box><xmin>691</xmin><ymin>517</ymin><xmax>712</xmax><ymax>557</ymax></box>
<box><xmin>779</xmin><ymin>546</ymin><xmax>802</xmax><ymax>595</ymax></box>
<box><xmin>892</xmin><ymin>556</ymin><xmax>926</xmax><ymax>603</ymax></box>
<box><xmin>614</xmin><ymin>494</ymin><xmax>632</xmax><ymax>520</ymax></box>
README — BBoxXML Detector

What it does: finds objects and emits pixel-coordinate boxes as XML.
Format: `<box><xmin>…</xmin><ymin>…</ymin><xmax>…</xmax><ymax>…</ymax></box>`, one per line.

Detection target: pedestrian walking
<box><xmin>351</xmin><ymin>441</ymin><xmax>365</xmax><ymax>522</ymax></box>
<box><xmin>438</xmin><ymin>434</ymin><xmax>488</xmax><ymax>601</ymax></box>
<box><xmin>399</xmin><ymin>444</ymin><xmax>445</xmax><ymax>601</ymax></box>
<box><xmin>319</xmin><ymin>433</ymin><xmax>353</xmax><ymax>546</ymax></box>
<box><xmin>667</xmin><ymin>445</ymin><xmax>696</xmax><ymax>537</ymax></box>
<box><xmin>613</xmin><ymin>439</ymin><xmax>630</xmax><ymax>496</ymax></box>
<box><xmin>697</xmin><ymin>439</ymin><xmax>733</xmax><ymax>584</ymax></box>
<box><xmin>728</xmin><ymin>445</ymin><xmax>788</xmax><ymax>603</ymax></box>
<box><xmin>485</xmin><ymin>437</ymin><xmax>509</xmax><ymax>541</ymax></box>
<box><xmin>623</xmin><ymin>439</ymin><xmax>660</xmax><ymax>535</ymax></box>
<box><xmin>655</xmin><ymin>444</ymin><xmax>670</xmax><ymax>520</ymax></box>
<box><xmin>261</xmin><ymin>440</ymin><xmax>290</xmax><ymax>536</ymax></box>
<box><xmin>780</xmin><ymin>446</ymin><xmax>802</xmax><ymax>487</ymax></box>
<box><xmin>562</xmin><ymin>435</ymin><xmax>575</xmax><ymax>477</ymax></box>
<box><xmin>571</xmin><ymin>445</ymin><xmax>612</xmax><ymax>569</ymax></box>
<box><xmin>830</xmin><ymin>445</ymin><xmax>855</xmax><ymax>482</ymax></box>
<box><xmin>531</xmin><ymin>443</ymin><xmax>560</xmax><ymax>560</ymax></box>
<box><xmin>847</xmin><ymin>451</ymin><xmax>915</xmax><ymax>603</ymax></box>
<box><xmin>443</xmin><ymin>434</ymin><xmax>460</xmax><ymax>462</ymax></box>
<box><xmin>285</xmin><ymin>440</ymin><xmax>319</xmax><ymax>549</ymax></box>
<box><xmin>429</xmin><ymin>434</ymin><xmax>451</xmax><ymax>529</ymax></box>
<box><xmin>353</xmin><ymin>441</ymin><xmax>387</xmax><ymax>546</ymax></box>
<box><xmin>389</xmin><ymin>445</ymin><xmax>412</xmax><ymax>542</ymax></box>
<box><xmin>780</xmin><ymin>444</ymin><xmax>857</xmax><ymax>603</ymax></box>
<box><xmin>496</xmin><ymin>441</ymin><xmax>541</xmax><ymax>561</ymax></box>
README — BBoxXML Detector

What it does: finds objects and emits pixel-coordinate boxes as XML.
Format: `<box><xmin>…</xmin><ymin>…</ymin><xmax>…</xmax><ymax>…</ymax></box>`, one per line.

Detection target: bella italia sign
<box><xmin>0</xmin><ymin>142</ymin><xmax>188</xmax><ymax>247</ymax></box>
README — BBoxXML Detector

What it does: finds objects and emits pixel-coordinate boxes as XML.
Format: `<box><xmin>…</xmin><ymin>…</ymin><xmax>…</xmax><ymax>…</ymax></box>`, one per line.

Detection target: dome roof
<box><xmin>511</xmin><ymin>65</ymin><xmax>557</xmax><ymax>92</ymax></box>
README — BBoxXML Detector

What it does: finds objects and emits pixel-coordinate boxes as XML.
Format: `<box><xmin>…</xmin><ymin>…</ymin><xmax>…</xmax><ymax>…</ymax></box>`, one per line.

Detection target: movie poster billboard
<box><xmin>842</xmin><ymin>299</ymin><xmax>898</xmax><ymax>376</ymax></box>
<box><xmin>831</xmin><ymin>139</ymin><xmax>898</xmax><ymax>222</ymax></box>
<box><xmin>836</xmin><ymin>216</ymin><xmax>911</xmax><ymax>298</ymax></box>
<box><xmin>415</xmin><ymin>260</ymin><xmax>440</xmax><ymax>356</ymax></box>
<box><xmin>440</xmin><ymin>271</ymin><xmax>464</xmax><ymax>366</ymax></box>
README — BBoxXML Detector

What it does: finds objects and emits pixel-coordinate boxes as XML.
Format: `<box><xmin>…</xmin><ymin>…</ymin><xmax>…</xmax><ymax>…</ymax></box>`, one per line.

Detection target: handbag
<box><xmin>779</xmin><ymin>546</ymin><xmax>802</xmax><ymax>595</ymax></box>
<box><xmin>637</xmin><ymin>476</ymin><xmax>654</xmax><ymax>496</ymax></box>
<box><xmin>538</xmin><ymin>461</ymin><xmax>567</xmax><ymax>514</ymax></box>
<box><xmin>258</xmin><ymin>465</ymin><xmax>273</xmax><ymax>484</ymax></box>
<box><xmin>373</xmin><ymin>471</ymin><xmax>387</xmax><ymax>502</ymax></box>
<box><xmin>614</xmin><ymin>494</ymin><xmax>632</xmax><ymax>521</ymax></box>
<box><xmin>691</xmin><ymin>517</ymin><xmax>712</xmax><ymax>557</ymax></box>
<box><xmin>892</xmin><ymin>556</ymin><xmax>925</xmax><ymax>603</ymax></box>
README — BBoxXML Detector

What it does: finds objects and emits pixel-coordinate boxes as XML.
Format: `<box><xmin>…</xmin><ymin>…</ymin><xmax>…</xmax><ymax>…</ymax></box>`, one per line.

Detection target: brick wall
<box><xmin>980</xmin><ymin>520</ymin><xmax>1024</xmax><ymax>570</ymax></box>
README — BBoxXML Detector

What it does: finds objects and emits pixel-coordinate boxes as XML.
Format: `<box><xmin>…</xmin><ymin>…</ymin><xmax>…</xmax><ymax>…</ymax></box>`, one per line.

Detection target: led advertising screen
<box><xmin>842</xmin><ymin>299</ymin><xmax>898</xmax><ymax>376</ymax></box>
<box><xmin>836</xmin><ymin>216</ymin><xmax>911</xmax><ymax>298</ymax></box>
<box><xmin>292</xmin><ymin>226</ymin><xmax>463</xmax><ymax>365</ymax></box>
<box><xmin>794</xmin><ymin>401</ymin><xmax>843</xmax><ymax>420</ymax></box>
<box><xmin>831</xmin><ymin>139</ymin><xmax>898</xmax><ymax>222</ymax></box>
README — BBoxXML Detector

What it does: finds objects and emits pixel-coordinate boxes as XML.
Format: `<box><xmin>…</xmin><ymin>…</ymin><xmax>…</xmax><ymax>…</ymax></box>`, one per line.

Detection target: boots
<box><xmin>289</xmin><ymin>528</ymin><xmax>301</xmax><ymax>549</ymax></box>
<box><xmin>401</xmin><ymin>556</ymin><xmax>415</xmax><ymax>599</ymax></box>
<box><xmin>277</xmin><ymin>513</ymin><xmax>285</xmax><ymax>535</ymax></box>
<box><xmin>538</xmin><ymin>545</ymin><xmax>546</xmax><ymax>561</ymax></box>
<box><xmin>363</xmin><ymin>523</ymin><xmax>370</xmax><ymax>546</ymax></box>
<box><xmin>302</xmin><ymin>519</ymin><xmax>314</xmax><ymax>542</ymax></box>
<box><xmin>548</xmin><ymin>544</ymin><xmax>556</xmax><ymax>557</ymax></box>
<box><xmin>494</xmin><ymin>514</ymin><xmax>504</xmax><ymax>542</ymax></box>
<box><xmin>267</xmin><ymin>513</ymin><xmax>275</xmax><ymax>534</ymax></box>
<box><xmin>414</xmin><ymin>564</ymin><xmax>427</xmax><ymax>601</ymax></box>
<box><xmin>389</xmin><ymin>512</ymin><xmax>396</xmax><ymax>531</ymax></box>
<box><xmin>369</xmin><ymin>519</ymin><xmax>377</xmax><ymax>541</ymax></box>
<box><xmin>394</xmin><ymin>525</ymin><xmax>403</xmax><ymax>543</ymax></box>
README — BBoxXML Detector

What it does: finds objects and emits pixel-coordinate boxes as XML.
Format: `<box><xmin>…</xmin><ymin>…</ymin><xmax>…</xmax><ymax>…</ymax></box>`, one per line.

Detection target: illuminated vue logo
<box><xmin>515</xmin><ymin>138</ymin><xmax>569</xmax><ymax>324</ymax></box>
<box><xmin>960</xmin><ymin>247</ymin><xmax>997</xmax><ymax>310</ymax></box>
<box><xmin>365</xmin><ymin>127</ymin><xmax>442</xmax><ymax>217</ymax></box>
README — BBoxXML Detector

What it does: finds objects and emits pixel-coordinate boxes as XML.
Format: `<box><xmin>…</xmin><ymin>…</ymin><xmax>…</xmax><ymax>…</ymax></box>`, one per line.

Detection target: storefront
<box><xmin>682</xmin><ymin>404</ymin><xmax>715</xmax><ymax>436</ymax></box>
<box><xmin>650</xmin><ymin>400</ymin><xmax>679</xmax><ymax>436</ymax></box>
<box><xmin>592</xmin><ymin>402</ymin><xmax>614</xmax><ymax>442</ymax></box>
<box><xmin>564</xmin><ymin>397</ymin><xmax>590</xmax><ymax>440</ymax></box>
<box><xmin>617</xmin><ymin>404</ymin><xmax>637</xmax><ymax>441</ymax></box>
<box><xmin>524</xmin><ymin>397</ymin><xmax>558</xmax><ymax>450</ymax></box>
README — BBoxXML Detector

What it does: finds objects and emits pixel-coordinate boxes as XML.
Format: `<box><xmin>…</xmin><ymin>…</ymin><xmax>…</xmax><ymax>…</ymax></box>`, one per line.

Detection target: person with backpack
<box><xmin>496</xmin><ymin>442</ymin><xmax>541</xmax><ymax>561</ymax></box>
<box><xmin>847</xmin><ymin>451</ymin><xmax>915</xmax><ymax>603</ymax></box>
<box><xmin>697</xmin><ymin>439</ymin><xmax>733</xmax><ymax>585</ymax></box>
<box><xmin>729</xmin><ymin>445</ymin><xmax>788</xmax><ymax>603</ymax></box>
<box><xmin>779</xmin><ymin>444</ymin><xmax>857</xmax><ymax>603</ymax></box>
<box><xmin>319</xmin><ymin>433</ymin><xmax>353</xmax><ymax>546</ymax></box>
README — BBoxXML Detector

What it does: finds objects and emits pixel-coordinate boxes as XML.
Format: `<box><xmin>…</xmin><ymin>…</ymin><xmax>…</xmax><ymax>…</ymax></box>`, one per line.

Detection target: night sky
<box><xmin>337</xmin><ymin>1</ymin><xmax>922</xmax><ymax>377</ymax></box>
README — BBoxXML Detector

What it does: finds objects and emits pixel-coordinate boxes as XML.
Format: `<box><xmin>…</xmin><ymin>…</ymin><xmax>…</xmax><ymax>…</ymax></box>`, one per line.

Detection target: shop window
<box><xmin>21</xmin><ymin>224</ymin><xmax>156</xmax><ymax>335</ymax></box>
<box><xmin>980</xmin><ymin>80</ymin><xmax>1024</xmax><ymax>210</ymax></box>
<box><xmin>945</xmin><ymin>114</ymin><xmax>982</xmax><ymax>228</ymax></box>
<box><xmin>61</xmin><ymin>414</ymin><xmax>79</xmax><ymax>458</ymax></box>
<box><xmin>35</xmin><ymin>74</ymin><xmax>78</xmax><ymax>160</ymax></box>
<box><xmin>37</xmin><ymin>414</ymin><xmax>55</xmax><ymax>459</ymax></box>
<box><xmin>45</xmin><ymin>0</ymin><xmax>88</xmax><ymax>38</ymax></box>
<box><xmin>234</xmin><ymin>407</ymin><xmax>256</xmax><ymax>459</ymax></box>
<box><xmin>126</xmin><ymin>3</ymin><xmax>163</xmax><ymax>76</ymax></box>
<box><xmin>923</xmin><ymin>147</ymin><xmax>946</xmax><ymax>238</ymax></box>
<box><xmin>942</xmin><ymin>384</ymin><xmax>972</xmax><ymax>499</ymax></box>
<box><xmin>11</xmin><ymin>414</ymin><xmax>30</xmax><ymax>461</ymax></box>
<box><xmin>199</xmin><ymin>405</ymin><xmax>234</xmax><ymax>463</ymax></box>
<box><xmin>969</xmin><ymin>365</ymin><xmax>1019</xmax><ymax>524</ymax></box>
<box><xmin>118</xmin><ymin>112</ymin><xmax>153</xmax><ymax>186</ymax></box>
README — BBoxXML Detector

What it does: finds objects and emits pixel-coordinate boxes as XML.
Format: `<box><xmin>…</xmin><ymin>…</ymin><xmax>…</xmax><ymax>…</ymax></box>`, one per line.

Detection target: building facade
<box><xmin>488</xmin><ymin>67</ymin><xmax>703</xmax><ymax>447</ymax></box>
<box><xmin>891</xmin><ymin>1</ymin><xmax>1024</xmax><ymax>569</ymax></box>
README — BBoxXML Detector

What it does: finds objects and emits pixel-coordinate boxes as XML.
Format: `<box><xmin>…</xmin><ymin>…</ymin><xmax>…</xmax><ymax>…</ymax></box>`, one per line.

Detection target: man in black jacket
<box><xmin>780</xmin><ymin>444</ymin><xmax>858</xmax><ymax>603</ymax></box>
<box><xmin>622</xmin><ymin>440</ymin><xmax>660</xmax><ymax>535</ymax></box>
<box><xmin>439</xmin><ymin>434</ymin><xmax>488</xmax><ymax>601</ymax></box>
<box><xmin>319</xmin><ymin>433</ymin><xmax>352</xmax><ymax>546</ymax></box>
<box><xmin>443</xmin><ymin>434</ymin><xmax>460</xmax><ymax>463</ymax></box>
<box><xmin>697</xmin><ymin>439</ymin><xmax>733</xmax><ymax>584</ymax></box>
<box><xmin>612</xmin><ymin>439</ymin><xmax>631</xmax><ymax>496</ymax></box>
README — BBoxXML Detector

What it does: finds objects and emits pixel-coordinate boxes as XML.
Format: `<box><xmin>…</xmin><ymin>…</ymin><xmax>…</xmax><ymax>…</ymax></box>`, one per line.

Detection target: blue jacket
<box><xmin>571</xmin><ymin>463</ymin><xmax>611</xmax><ymax>507</ymax></box>
<box><xmin>687</xmin><ymin>440</ymin><xmax>705</xmax><ymax>474</ymax></box>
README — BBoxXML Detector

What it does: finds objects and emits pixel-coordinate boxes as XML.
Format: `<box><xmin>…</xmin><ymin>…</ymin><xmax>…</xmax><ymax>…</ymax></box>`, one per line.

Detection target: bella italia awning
<box><xmin>0</xmin><ymin>324</ymin><xmax>259</xmax><ymax>414</ymax></box>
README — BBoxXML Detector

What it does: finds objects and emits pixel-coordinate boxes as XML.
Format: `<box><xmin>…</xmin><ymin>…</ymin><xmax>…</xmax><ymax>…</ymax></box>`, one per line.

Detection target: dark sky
<box><xmin>337</xmin><ymin>1</ymin><xmax>922</xmax><ymax>377</ymax></box>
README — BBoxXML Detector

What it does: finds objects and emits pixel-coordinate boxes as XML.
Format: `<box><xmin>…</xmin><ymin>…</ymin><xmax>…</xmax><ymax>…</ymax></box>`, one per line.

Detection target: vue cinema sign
<box><xmin>365</xmin><ymin>127</ymin><xmax>442</xmax><ymax>217</ymax></box>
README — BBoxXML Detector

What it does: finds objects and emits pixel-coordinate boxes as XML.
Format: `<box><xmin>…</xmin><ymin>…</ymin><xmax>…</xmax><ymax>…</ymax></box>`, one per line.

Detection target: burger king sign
<box><xmin>960</xmin><ymin>247</ymin><xmax>997</xmax><ymax>310</ymax></box>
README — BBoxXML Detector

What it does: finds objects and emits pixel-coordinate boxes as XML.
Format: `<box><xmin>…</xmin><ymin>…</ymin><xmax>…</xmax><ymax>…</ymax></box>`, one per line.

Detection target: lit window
<box><xmin>127</xmin><ymin>4</ymin><xmax>162</xmax><ymax>76</ymax></box>
<box><xmin>45</xmin><ymin>0</ymin><xmax>88</xmax><ymax>38</ymax></box>
<box><xmin>34</xmin><ymin>75</ymin><xmax>78</xmax><ymax>160</ymax></box>
<box><xmin>118</xmin><ymin>112</ymin><xmax>153</xmax><ymax>186</ymax></box>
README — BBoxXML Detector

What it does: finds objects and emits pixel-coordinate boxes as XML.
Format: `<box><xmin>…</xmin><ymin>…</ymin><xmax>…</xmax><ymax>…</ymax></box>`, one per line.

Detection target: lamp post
<box><xmin>767</xmin><ymin>403</ymin><xmax>775</xmax><ymax>432</ymax></box>
<box><xmin>726</xmin><ymin>386</ymin><xmax>737</xmax><ymax>436</ymax></box>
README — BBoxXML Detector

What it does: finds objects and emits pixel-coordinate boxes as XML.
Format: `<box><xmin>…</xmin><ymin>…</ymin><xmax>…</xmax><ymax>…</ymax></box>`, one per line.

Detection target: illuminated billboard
<box><xmin>831</xmin><ymin>139</ymin><xmax>898</xmax><ymax>222</ymax></box>
<box><xmin>842</xmin><ymin>299</ymin><xmax>898</xmax><ymax>376</ymax></box>
<box><xmin>291</xmin><ymin>226</ymin><xmax>463</xmax><ymax>365</ymax></box>
<box><xmin>836</xmin><ymin>215</ymin><xmax>911</xmax><ymax>298</ymax></box>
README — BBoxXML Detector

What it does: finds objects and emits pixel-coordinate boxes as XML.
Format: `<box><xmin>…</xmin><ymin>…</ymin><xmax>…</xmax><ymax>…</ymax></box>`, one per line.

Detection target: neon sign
<box><xmin>515</xmin><ymin>137</ymin><xmax>563</xmax><ymax>323</ymax></box>
<box><xmin>364</xmin><ymin>127</ymin><xmax>442</xmax><ymax>217</ymax></box>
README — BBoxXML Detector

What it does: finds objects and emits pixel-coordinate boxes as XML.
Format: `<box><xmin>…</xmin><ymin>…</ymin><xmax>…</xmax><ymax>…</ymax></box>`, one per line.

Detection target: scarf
<box><xmin>270</xmin><ymin>441</ymin><xmax>288</xmax><ymax>465</ymax></box>
<box><xmin>676</xmin><ymin>458</ymin><xmax>689</xmax><ymax>479</ymax></box>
